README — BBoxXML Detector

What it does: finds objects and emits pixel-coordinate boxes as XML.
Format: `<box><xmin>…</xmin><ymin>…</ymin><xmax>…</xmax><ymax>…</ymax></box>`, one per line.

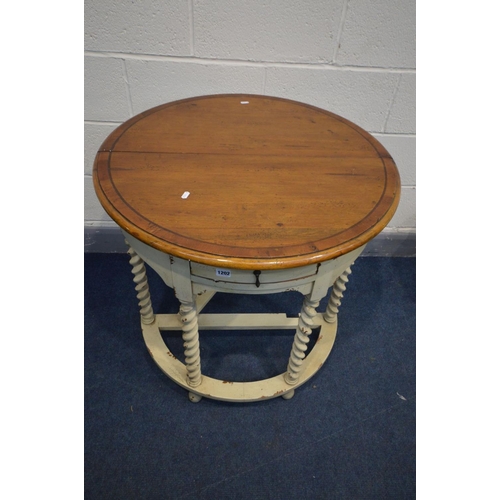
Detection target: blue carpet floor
<box><xmin>85</xmin><ymin>254</ymin><xmax>415</xmax><ymax>499</ymax></box>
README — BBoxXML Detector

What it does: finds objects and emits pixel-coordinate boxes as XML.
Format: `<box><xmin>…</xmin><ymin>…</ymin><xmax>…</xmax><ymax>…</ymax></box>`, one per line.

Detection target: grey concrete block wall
<box><xmin>85</xmin><ymin>0</ymin><xmax>416</xmax><ymax>253</ymax></box>
<box><xmin>193</xmin><ymin>0</ymin><xmax>345</xmax><ymax>63</ymax></box>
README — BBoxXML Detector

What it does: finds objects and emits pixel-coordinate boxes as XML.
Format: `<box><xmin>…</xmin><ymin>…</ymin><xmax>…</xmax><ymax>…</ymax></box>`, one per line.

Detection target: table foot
<box><xmin>282</xmin><ymin>389</ymin><xmax>295</xmax><ymax>400</ymax></box>
<box><xmin>188</xmin><ymin>392</ymin><xmax>202</xmax><ymax>403</ymax></box>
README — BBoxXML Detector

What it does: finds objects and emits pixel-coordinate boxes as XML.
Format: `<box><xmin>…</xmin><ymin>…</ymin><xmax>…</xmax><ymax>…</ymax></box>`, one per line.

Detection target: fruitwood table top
<box><xmin>93</xmin><ymin>94</ymin><xmax>400</xmax><ymax>270</ymax></box>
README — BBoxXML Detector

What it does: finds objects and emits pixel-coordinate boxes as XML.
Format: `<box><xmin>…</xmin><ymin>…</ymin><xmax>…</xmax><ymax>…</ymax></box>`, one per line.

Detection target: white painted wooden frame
<box><xmin>124</xmin><ymin>231</ymin><xmax>364</xmax><ymax>403</ymax></box>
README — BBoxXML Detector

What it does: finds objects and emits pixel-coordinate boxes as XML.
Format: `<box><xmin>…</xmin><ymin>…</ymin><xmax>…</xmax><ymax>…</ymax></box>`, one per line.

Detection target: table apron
<box><xmin>122</xmin><ymin>231</ymin><xmax>364</xmax><ymax>296</ymax></box>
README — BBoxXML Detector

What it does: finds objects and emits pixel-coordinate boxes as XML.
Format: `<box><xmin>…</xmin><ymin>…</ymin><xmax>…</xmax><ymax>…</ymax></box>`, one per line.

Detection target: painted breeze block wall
<box><xmin>85</xmin><ymin>0</ymin><xmax>416</xmax><ymax>253</ymax></box>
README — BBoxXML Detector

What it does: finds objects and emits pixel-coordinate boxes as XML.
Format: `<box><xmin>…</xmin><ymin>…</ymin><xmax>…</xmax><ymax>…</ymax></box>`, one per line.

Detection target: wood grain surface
<box><xmin>93</xmin><ymin>94</ymin><xmax>400</xmax><ymax>269</ymax></box>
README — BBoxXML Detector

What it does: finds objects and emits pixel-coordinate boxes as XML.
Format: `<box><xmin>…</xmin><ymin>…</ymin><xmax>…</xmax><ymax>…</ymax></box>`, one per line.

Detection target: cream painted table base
<box><xmin>124</xmin><ymin>232</ymin><xmax>365</xmax><ymax>403</ymax></box>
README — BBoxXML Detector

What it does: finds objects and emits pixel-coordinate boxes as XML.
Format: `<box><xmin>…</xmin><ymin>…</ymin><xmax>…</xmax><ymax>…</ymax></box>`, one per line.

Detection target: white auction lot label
<box><xmin>216</xmin><ymin>268</ymin><xmax>232</xmax><ymax>278</ymax></box>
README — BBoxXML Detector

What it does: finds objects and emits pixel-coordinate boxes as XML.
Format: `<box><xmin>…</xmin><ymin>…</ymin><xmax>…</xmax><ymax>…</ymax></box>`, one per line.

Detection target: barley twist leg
<box><xmin>324</xmin><ymin>266</ymin><xmax>353</xmax><ymax>324</ymax></box>
<box><xmin>179</xmin><ymin>300</ymin><xmax>202</xmax><ymax>388</ymax></box>
<box><xmin>284</xmin><ymin>295</ymin><xmax>320</xmax><ymax>386</ymax></box>
<box><xmin>126</xmin><ymin>242</ymin><xmax>155</xmax><ymax>325</ymax></box>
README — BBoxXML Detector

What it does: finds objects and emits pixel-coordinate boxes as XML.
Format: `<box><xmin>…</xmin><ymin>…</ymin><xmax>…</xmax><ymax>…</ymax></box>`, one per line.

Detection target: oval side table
<box><xmin>93</xmin><ymin>94</ymin><xmax>401</xmax><ymax>403</ymax></box>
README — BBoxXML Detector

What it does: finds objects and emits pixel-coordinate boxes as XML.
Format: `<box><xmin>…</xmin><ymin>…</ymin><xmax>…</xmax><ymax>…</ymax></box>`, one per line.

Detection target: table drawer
<box><xmin>190</xmin><ymin>262</ymin><xmax>319</xmax><ymax>287</ymax></box>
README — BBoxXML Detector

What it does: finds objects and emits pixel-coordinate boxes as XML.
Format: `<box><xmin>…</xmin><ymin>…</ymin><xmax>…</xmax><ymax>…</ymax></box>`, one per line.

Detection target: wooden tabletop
<box><xmin>93</xmin><ymin>94</ymin><xmax>400</xmax><ymax>270</ymax></box>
